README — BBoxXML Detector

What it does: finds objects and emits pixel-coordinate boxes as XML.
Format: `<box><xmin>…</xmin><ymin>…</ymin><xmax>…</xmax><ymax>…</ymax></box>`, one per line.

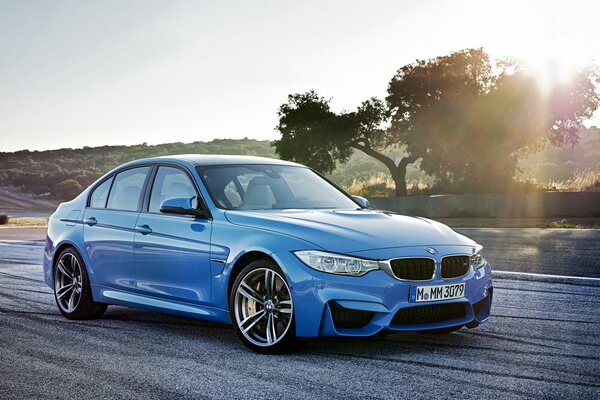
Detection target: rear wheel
<box><xmin>54</xmin><ymin>247</ymin><xmax>107</xmax><ymax>320</ymax></box>
<box><xmin>230</xmin><ymin>259</ymin><xmax>306</xmax><ymax>354</ymax></box>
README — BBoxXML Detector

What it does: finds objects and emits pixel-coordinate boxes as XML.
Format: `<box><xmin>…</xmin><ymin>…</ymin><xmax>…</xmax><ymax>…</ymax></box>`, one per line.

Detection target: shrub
<box><xmin>0</xmin><ymin>214</ymin><xmax>8</xmax><ymax>225</ymax></box>
<box><xmin>53</xmin><ymin>179</ymin><xmax>84</xmax><ymax>201</ymax></box>
<box><xmin>344</xmin><ymin>173</ymin><xmax>396</xmax><ymax>197</ymax></box>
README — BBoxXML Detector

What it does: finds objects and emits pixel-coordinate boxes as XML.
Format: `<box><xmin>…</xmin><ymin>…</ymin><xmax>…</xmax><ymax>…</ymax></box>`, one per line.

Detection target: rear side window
<box><xmin>106</xmin><ymin>167</ymin><xmax>150</xmax><ymax>211</ymax></box>
<box><xmin>89</xmin><ymin>177</ymin><xmax>113</xmax><ymax>208</ymax></box>
<box><xmin>148</xmin><ymin>166</ymin><xmax>198</xmax><ymax>213</ymax></box>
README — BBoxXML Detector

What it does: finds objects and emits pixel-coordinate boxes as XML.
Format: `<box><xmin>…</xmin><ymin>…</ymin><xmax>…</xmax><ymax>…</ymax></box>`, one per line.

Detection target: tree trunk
<box><xmin>350</xmin><ymin>142</ymin><xmax>415</xmax><ymax>197</ymax></box>
<box><xmin>391</xmin><ymin>160</ymin><xmax>409</xmax><ymax>197</ymax></box>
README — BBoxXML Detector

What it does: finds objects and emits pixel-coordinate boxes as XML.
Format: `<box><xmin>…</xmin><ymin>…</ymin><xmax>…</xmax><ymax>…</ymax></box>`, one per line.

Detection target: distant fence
<box><xmin>369</xmin><ymin>192</ymin><xmax>600</xmax><ymax>218</ymax></box>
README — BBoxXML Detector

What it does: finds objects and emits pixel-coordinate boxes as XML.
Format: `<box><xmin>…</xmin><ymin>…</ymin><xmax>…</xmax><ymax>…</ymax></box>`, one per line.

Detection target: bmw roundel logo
<box><xmin>426</xmin><ymin>247</ymin><xmax>438</xmax><ymax>255</ymax></box>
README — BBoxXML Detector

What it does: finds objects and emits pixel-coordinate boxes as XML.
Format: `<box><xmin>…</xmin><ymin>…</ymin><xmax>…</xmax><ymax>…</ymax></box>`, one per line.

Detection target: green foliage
<box><xmin>387</xmin><ymin>48</ymin><xmax>494</xmax><ymax>149</ymax></box>
<box><xmin>273</xmin><ymin>91</ymin><xmax>354</xmax><ymax>173</ymax></box>
<box><xmin>273</xmin><ymin>91</ymin><xmax>415</xmax><ymax>196</ymax></box>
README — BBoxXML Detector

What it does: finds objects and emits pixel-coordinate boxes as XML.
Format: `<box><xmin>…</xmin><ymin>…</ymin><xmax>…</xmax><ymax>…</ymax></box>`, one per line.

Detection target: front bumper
<box><xmin>272</xmin><ymin>247</ymin><xmax>493</xmax><ymax>338</ymax></box>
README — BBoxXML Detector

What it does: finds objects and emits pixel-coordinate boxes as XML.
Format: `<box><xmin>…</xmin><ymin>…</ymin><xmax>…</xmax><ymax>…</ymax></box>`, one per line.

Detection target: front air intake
<box><xmin>391</xmin><ymin>303</ymin><xmax>466</xmax><ymax>326</ymax></box>
<box><xmin>330</xmin><ymin>304</ymin><xmax>375</xmax><ymax>330</ymax></box>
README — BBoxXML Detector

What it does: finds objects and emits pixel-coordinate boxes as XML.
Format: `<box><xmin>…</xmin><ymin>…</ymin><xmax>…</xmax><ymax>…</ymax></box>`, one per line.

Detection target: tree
<box><xmin>275</xmin><ymin>48</ymin><xmax>599</xmax><ymax>196</ymax></box>
<box><xmin>387</xmin><ymin>48</ymin><xmax>600</xmax><ymax>192</ymax></box>
<box><xmin>274</xmin><ymin>49</ymin><xmax>501</xmax><ymax>196</ymax></box>
<box><xmin>273</xmin><ymin>91</ymin><xmax>416</xmax><ymax>196</ymax></box>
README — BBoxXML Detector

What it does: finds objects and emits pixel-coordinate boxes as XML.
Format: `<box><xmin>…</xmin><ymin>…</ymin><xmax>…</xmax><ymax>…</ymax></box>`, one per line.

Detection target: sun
<box><xmin>484</xmin><ymin>0</ymin><xmax>598</xmax><ymax>92</ymax></box>
<box><xmin>516</xmin><ymin>47</ymin><xmax>591</xmax><ymax>92</ymax></box>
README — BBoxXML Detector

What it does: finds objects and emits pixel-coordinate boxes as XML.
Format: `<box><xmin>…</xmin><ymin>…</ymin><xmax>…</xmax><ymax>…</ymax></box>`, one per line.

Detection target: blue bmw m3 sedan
<box><xmin>44</xmin><ymin>155</ymin><xmax>493</xmax><ymax>353</ymax></box>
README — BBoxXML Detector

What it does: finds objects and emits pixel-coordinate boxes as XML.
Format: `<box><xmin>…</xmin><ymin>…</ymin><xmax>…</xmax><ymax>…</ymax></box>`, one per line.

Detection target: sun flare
<box><xmin>516</xmin><ymin>47</ymin><xmax>591</xmax><ymax>91</ymax></box>
<box><xmin>488</xmin><ymin>0</ymin><xmax>599</xmax><ymax>92</ymax></box>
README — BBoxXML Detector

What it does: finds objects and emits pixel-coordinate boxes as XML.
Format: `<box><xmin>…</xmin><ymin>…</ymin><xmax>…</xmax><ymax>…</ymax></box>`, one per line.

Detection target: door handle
<box><xmin>83</xmin><ymin>217</ymin><xmax>97</xmax><ymax>226</ymax></box>
<box><xmin>136</xmin><ymin>224</ymin><xmax>152</xmax><ymax>235</ymax></box>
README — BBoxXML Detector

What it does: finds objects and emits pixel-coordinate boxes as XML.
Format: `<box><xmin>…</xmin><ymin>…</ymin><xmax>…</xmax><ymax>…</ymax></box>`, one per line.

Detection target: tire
<box><xmin>229</xmin><ymin>259</ymin><xmax>307</xmax><ymax>354</ymax></box>
<box><xmin>53</xmin><ymin>247</ymin><xmax>107</xmax><ymax>320</ymax></box>
<box><xmin>418</xmin><ymin>325</ymin><xmax>463</xmax><ymax>335</ymax></box>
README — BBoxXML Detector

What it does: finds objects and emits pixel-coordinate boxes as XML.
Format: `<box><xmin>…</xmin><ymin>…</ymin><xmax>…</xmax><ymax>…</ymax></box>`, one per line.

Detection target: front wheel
<box><xmin>230</xmin><ymin>259</ymin><xmax>306</xmax><ymax>354</ymax></box>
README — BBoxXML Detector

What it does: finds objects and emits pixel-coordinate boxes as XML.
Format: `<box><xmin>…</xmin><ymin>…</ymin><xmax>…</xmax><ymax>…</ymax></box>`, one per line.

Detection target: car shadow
<box><xmin>97</xmin><ymin>306</ymin><xmax>481</xmax><ymax>357</ymax></box>
<box><xmin>303</xmin><ymin>330</ymin><xmax>476</xmax><ymax>355</ymax></box>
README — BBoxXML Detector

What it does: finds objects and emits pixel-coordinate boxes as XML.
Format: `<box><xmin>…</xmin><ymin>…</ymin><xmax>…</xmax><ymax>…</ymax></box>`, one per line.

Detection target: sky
<box><xmin>1</xmin><ymin>0</ymin><xmax>599</xmax><ymax>152</ymax></box>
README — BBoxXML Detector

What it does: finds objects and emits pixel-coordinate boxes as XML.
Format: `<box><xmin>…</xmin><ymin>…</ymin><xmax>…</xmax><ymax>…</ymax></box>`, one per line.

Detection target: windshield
<box><xmin>199</xmin><ymin>164</ymin><xmax>359</xmax><ymax>210</ymax></box>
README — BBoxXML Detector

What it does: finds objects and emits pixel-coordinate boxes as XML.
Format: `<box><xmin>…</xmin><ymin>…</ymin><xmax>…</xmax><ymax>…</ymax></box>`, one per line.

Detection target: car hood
<box><xmin>224</xmin><ymin>209</ymin><xmax>475</xmax><ymax>254</ymax></box>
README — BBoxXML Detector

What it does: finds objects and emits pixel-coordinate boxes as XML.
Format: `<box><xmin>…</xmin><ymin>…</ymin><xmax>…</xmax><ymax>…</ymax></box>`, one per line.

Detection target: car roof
<box><xmin>127</xmin><ymin>154</ymin><xmax>303</xmax><ymax>168</ymax></box>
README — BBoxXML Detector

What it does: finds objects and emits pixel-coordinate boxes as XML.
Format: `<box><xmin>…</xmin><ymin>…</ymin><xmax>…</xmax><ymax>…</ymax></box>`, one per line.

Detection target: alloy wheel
<box><xmin>54</xmin><ymin>252</ymin><xmax>83</xmax><ymax>313</ymax></box>
<box><xmin>234</xmin><ymin>268</ymin><xmax>293</xmax><ymax>347</ymax></box>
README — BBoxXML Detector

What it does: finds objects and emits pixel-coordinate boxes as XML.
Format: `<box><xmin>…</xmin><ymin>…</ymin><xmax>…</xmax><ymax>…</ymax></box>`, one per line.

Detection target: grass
<box><xmin>0</xmin><ymin>217</ymin><xmax>49</xmax><ymax>229</ymax></box>
<box><xmin>548</xmin><ymin>166</ymin><xmax>600</xmax><ymax>192</ymax></box>
<box><xmin>344</xmin><ymin>172</ymin><xmax>429</xmax><ymax>197</ymax></box>
<box><xmin>346</xmin><ymin>165</ymin><xmax>600</xmax><ymax>197</ymax></box>
<box><xmin>543</xmin><ymin>218</ymin><xmax>600</xmax><ymax>229</ymax></box>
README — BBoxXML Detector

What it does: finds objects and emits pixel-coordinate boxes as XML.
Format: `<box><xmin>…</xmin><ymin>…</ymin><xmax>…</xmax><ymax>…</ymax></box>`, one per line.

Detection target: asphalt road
<box><xmin>0</xmin><ymin>241</ymin><xmax>599</xmax><ymax>399</ymax></box>
<box><xmin>456</xmin><ymin>228</ymin><xmax>600</xmax><ymax>278</ymax></box>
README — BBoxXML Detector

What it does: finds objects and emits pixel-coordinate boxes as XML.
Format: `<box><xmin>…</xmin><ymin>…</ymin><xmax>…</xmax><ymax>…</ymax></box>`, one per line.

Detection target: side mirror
<box><xmin>352</xmin><ymin>195</ymin><xmax>371</xmax><ymax>209</ymax></box>
<box><xmin>159</xmin><ymin>196</ymin><xmax>206</xmax><ymax>218</ymax></box>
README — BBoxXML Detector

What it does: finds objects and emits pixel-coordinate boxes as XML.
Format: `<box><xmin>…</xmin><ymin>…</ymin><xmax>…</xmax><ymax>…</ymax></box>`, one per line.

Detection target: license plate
<box><xmin>411</xmin><ymin>283</ymin><xmax>465</xmax><ymax>302</ymax></box>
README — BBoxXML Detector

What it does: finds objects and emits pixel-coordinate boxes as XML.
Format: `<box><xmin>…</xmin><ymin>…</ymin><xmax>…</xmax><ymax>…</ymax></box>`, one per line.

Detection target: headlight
<box><xmin>470</xmin><ymin>248</ymin><xmax>485</xmax><ymax>269</ymax></box>
<box><xmin>294</xmin><ymin>250</ymin><xmax>380</xmax><ymax>276</ymax></box>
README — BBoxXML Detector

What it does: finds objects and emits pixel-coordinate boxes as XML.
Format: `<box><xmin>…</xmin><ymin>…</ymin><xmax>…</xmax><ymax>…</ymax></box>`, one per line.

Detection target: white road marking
<box><xmin>493</xmin><ymin>270</ymin><xmax>600</xmax><ymax>282</ymax></box>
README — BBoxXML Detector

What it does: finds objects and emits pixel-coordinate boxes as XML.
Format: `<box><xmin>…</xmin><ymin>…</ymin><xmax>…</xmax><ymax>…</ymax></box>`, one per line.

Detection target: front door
<box><xmin>134</xmin><ymin>166</ymin><xmax>212</xmax><ymax>304</ymax></box>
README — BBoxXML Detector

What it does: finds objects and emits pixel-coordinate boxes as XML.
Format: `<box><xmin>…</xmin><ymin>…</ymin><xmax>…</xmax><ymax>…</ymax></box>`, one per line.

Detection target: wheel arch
<box><xmin>227</xmin><ymin>251</ymin><xmax>275</xmax><ymax>305</ymax></box>
<box><xmin>51</xmin><ymin>241</ymin><xmax>88</xmax><ymax>280</ymax></box>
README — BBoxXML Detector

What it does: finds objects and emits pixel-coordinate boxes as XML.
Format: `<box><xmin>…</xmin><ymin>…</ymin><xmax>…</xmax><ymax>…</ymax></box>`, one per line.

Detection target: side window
<box><xmin>149</xmin><ymin>167</ymin><xmax>198</xmax><ymax>213</ymax></box>
<box><xmin>106</xmin><ymin>167</ymin><xmax>150</xmax><ymax>211</ymax></box>
<box><xmin>89</xmin><ymin>177</ymin><xmax>113</xmax><ymax>208</ymax></box>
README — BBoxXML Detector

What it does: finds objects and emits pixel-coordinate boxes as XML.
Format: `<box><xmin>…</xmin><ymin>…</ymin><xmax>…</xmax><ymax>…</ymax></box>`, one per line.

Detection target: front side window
<box><xmin>89</xmin><ymin>177</ymin><xmax>113</xmax><ymax>208</ymax></box>
<box><xmin>200</xmin><ymin>165</ymin><xmax>358</xmax><ymax>210</ymax></box>
<box><xmin>106</xmin><ymin>167</ymin><xmax>150</xmax><ymax>211</ymax></box>
<box><xmin>149</xmin><ymin>166</ymin><xmax>198</xmax><ymax>213</ymax></box>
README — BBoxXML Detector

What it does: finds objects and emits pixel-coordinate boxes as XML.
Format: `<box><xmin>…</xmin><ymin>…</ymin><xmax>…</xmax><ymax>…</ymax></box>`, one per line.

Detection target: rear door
<box><xmin>83</xmin><ymin>166</ymin><xmax>151</xmax><ymax>291</ymax></box>
<box><xmin>134</xmin><ymin>165</ymin><xmax>212</xmax><ymax>304</ymax></box>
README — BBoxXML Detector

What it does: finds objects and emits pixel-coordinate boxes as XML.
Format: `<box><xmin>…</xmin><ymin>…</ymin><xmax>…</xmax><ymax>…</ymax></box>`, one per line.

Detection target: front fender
<box><xmin>209</xmin><ymin>219</ymin><xmax>321</xmax><ymax>311</ymax></box>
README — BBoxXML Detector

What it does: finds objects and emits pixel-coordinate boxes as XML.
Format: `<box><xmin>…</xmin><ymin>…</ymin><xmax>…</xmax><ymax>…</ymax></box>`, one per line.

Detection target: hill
<box><xmin>0</xmin><ymin>139</ymin><xmax>277</xmax><ymax>201</ymax></box>
<box><xmin>1</xmin><ymin>129</ymin><xmax>598</xmax><ymax>201</ymax></box>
